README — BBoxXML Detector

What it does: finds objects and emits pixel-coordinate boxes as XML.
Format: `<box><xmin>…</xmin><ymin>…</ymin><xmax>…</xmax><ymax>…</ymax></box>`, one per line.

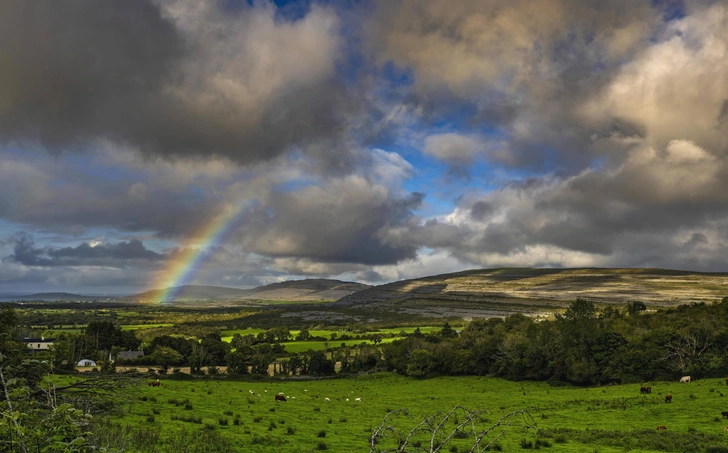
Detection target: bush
<box><xmin>706</xmin><ymin>446</ymin><xmax>728</xmax><ymax>453</ymax></box>
<box><xmin>520</xmin><ymin>439</ymin><xmax>533</xmax><ymax>449</ymax></box>
<box><xmin>317</xmin><ymin>430</ymin><xmax>326</xmax><ymax>438</ymax></box>
<box><xmin>287</xmin><ymin>426</ymin><xmax>296</xmax><ymax>435</ymax></box>
<box><xmin>316</xmin><ymin>441</ymin><xmax>328</xmax><ymax>450</ymax></box>
<box><xmin>146</xmin><ymin>415</ymin><xmax>155</xmax><ymax>423</ymax></box>
<box><xmin>218</xmin><ymin>418</ymin><xmax>229</xmax><ymax>426</ymax></box>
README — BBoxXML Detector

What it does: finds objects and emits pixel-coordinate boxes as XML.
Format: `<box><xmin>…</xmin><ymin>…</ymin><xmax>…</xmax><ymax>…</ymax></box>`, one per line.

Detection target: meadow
<box><xmin>220</xmin><ymin>326</ymin><xmax>445</xmax><ymax>353</ymax></box>
<box><xmin>96</xmin><ymin>373</ymin><xmax>728</xmax><ymax>453</ymax></box>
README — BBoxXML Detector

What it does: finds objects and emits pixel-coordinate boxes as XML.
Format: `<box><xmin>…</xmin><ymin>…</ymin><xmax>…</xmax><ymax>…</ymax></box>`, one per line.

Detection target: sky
<box><xmin>1</xmin><ymin>0</ymin><xmax>728</xmax><ymax>295</ymax></box>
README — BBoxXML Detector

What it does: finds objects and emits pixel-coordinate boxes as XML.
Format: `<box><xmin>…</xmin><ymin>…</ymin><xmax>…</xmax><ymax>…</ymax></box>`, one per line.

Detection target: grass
<box><xmin>221</xmin><ymin>326</ymin><xmax>445</xmax><ymax>351</ymax></box>
<box><xmin>97</xmin><ymin>374</ymin><xmax>728</xmax><ymax>452</ymax></box>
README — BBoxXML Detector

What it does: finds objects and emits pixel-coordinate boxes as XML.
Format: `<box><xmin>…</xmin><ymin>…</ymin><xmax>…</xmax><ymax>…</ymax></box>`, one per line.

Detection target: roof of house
<box><xmin>22</xmin><ymin>338</ymin><xmax>55</xmax><ymax>342</ymax></box>
<box><xmin>117</xmin><ymin>350</ymin><xmax>144</xmax><ymax>360</ymax></box>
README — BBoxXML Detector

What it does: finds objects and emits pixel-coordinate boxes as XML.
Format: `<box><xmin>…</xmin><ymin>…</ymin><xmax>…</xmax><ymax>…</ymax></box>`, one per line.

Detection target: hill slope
<box><xmin>130</xmin><ymin>279</ymin><xmax>370</xmax><ymax>303</ymax></box>
<box><xmin>333</xmin><ymin>268</ymin><xmax>728</xmax><ymax>317</ymax></box>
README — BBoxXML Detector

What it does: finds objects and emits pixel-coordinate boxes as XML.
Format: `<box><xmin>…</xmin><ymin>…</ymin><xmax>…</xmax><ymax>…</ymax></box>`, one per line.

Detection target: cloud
<box><xmin>5</xmin><ymin>232</ymin><xmax>167</xmax><ymax>267</ymax></box>
<box><xmin>0</xmin><ymin>0</ymin><xmax>352</xmax><ymax>164</ymax></box>
<box><xmin>240</xmin><ymin>175</ymin><xmax>423</xmax><ymax>265</ymax></box>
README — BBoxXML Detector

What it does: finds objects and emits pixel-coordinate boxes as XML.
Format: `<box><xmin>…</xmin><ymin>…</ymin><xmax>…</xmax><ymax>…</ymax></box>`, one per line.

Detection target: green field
<box><xmin>99</xmin><ymin>374</ymin><xmax>728</xmax><ymax>452</ymax></box>
<box><xmin>221</xmin><ymin>326</ymin><xmax>445</xmax><ymax>353</ymax></box>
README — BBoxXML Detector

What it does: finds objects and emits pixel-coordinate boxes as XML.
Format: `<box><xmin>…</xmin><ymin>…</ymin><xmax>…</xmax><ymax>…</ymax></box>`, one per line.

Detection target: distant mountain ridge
<box><xmin>129</xmin><ymin>279</ymin><xmax>370</xmax><ymax>303</ymax></box>
<box><xmin>11</xmin><ymin>292</ymin><xmax>99</xmax><ymax>301</ymax></box>
<box><xmin>334</xmin><ymin>268</ymin><xmax>728</xmax><ymax>313</ymax></box>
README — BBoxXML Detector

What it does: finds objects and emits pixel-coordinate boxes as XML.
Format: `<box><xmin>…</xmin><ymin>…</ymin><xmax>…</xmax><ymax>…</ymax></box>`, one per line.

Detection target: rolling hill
<box><xmin>129</xmin><ymin>279</ymin><xmax>370</xmax><ymax>303</ymax></box>
<box><xmin>331</xmin><ymin>268</ymin><xmax>728</xmax><ymax>319</ymax></box>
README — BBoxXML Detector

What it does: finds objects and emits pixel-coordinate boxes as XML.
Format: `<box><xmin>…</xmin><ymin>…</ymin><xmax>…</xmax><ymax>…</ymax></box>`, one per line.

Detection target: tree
<box><xmin>627</xmin><ymin>301</ymin><xmax>647</xmax><ymax>316</ymax></box>
<box><xmin>296</xmin><ymin>329</ymin><xmax>311</xmax><ymax>341</ymax></box>
<box><xmin>149</xmin><ymin>347</ymin><xmax>184</xmax><ymax>374</ymax></box>
<box><xmin>225</xmin><ymin>348</ymin><xmax>251</xmax><ymax>375</ymax></box>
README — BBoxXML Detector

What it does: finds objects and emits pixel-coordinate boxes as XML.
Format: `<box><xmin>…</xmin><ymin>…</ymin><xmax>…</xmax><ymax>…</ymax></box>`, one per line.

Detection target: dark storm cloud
<box><xmin>5</xmin><ymin>232</ymin><xmax>167</xmax><ymax>267</ymax></box>
<box><xmin>0</xmin><ymin>0</ymin><xmax>353</xmax><ymax>164</ymax></box>
<box><xmin>240</xmin><ymin>177</ymin><xmax>424</xmax><ymax>265</ymax></box>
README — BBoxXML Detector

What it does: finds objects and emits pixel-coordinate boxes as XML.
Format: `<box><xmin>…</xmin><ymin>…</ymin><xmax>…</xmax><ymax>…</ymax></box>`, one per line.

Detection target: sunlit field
<box><xmin>84</xmin><ymin>373</ymin><xmax>728</xmax><ymax>453</ymax></box>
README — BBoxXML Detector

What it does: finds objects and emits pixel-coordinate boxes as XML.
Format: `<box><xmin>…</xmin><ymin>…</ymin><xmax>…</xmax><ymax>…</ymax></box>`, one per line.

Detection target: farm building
<box><xmin>23</xmin><ymin>337</ymin><xmax>54</xmax><ymax>351</ymax></box>
<box><xmin>113</xmin><ymin>350</ymin><xmax>144</xmax><ymax>362</ymax></box>
<box><xmin>77</xmin><ymin>359</ymin><xmax>97</xmax><ymax>367</ymax></box>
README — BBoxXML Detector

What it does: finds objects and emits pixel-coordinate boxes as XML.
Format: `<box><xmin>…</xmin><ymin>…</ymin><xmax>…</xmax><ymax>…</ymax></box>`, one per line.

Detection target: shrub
<box><xmin>520</xmin><ymin>439</ymin><xmax>533</xmax><ymax>449</ymax></box>
<box><xmin>535</xmin><ymin>438</ymin><xmax>552</xmax><ymax>448</ymax></box>
<box><xmin>146</xmin><ymin>415</ymin><xmax>155</xmax><ymax>423</ymax></box>
<box><xmin>317</xmin><ymin>430</ymin><xmax>326</xmax><ymax>438</ymax></box>
<box><xmin>218</xmin><ymin>418</ymin><xmax>229</xmax><ymax>426</ymax></box>
<box><xmin>287</xmin><ymin>426</ymin><xmax>296</xmax><ymax>435</ymax></box>
<box><xmin>268</xmin><ymin>420</ymin><xmax>277</xmax><ymax>430</ymax></box>
<box><xmin>316</xmin><ymin>441</ymin><xmax>328</xmax><ymax>450</ymax></box>
<box><xmin>706</xmin><ymin>446</ymin><xmax>728</xmax><ymax>453</ymax></box>
<box><xmin>253</xmin><ymin>416</ymin><xmax>262</xmax><ymax>423</ymax></box>
<box><xmin>152</xmin><ymin>408</ymin><xmax>160</xmax><ymax>415</ymax></box>
<box><xmin>233</xmin><ymin>417</ymin><xmax>241</xmax><ymax>426</ymax></box>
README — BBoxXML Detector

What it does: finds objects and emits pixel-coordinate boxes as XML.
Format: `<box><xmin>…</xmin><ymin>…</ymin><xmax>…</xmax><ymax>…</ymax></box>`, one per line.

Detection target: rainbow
<box><xmin>151</xmin><ymin>203</ymin><xmax>247</xmax><ymax>303</ymax></box>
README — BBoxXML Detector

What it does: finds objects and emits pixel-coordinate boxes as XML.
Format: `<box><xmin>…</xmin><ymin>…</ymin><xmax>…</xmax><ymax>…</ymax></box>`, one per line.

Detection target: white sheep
<box><xmin>325</xmin><ymin>397</ymin><xmax>330</xmax><ymax>402</ymax></box>
<box><xmin>355</xmin><ymin>397</ymin><xmax>361</xmax><ymax>402</ymax></box>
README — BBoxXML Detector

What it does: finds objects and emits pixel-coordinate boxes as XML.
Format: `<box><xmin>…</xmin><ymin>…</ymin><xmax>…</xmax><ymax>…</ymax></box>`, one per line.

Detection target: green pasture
<box><xmin>99</xmin><ymin>374</ymin><xmax>728</xmax><ymax>452</ymax></box>
<box><xmin>121</xmin><ymin>323</ymin><xmax>175</xmax><ymax>330</ymax></box>
<box><xmin>281</xmin><ymin>337</ymin><xmax>399</xmax><ymax>353</ymax></box>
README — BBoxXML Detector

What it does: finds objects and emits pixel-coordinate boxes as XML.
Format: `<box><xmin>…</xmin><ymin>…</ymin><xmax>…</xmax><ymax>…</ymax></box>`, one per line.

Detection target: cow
<box><xmin>657</xmin><ymin>426</ymin><xmax>667</xmax><ymax>431</ymax></box>
<box><xmin>725</xmin><ymin>377</ymin><xmax>728</xmax><ymax>386</ymax></box>
<box><xmin>149</xmin><ymin>381</ymin><xmax>160</xmax><ymax>387</ymax></box>
<box><xmin>722</xmin><ymin>411</ymin><xmax>728</xmax><ymax>419</ymax></box>
<box><xmin>680</xmin><ymin>376</ymin><xmax>691</xmax><ymax>383</ymax></box>
<box><xmin>275</xmin><ymin>395</ymin><xmax>287</xmax><ymax>402</ymax></box>
<box><xmin>725</xmin><ymin>426</ymin><xmax>728</xmax><ymax>432</ymax></box>
<box><xmin>665</xmin><ymin>394</ymin><xmax>673</xmax><ymax>403</ymax></box>
<box><xmin>640</xmin><ymin>386</ymin><xmax>652</xmax><ymax>394</ymax></box>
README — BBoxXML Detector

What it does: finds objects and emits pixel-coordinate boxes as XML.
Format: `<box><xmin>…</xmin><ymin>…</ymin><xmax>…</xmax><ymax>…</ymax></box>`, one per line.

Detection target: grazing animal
<box><xmin>640</xmin><ymin>386</ymin><xmax>652</xmax><ymax>394</ymax></box>
<box><xmin>657</xmin><ymin>426</ymin><xmax>667</xmax><ymax>431</ymax></box>
<box><xmin>724</xmin><ymin>426</ymin><xmax>728</xmax><ymax>432</ymax></box>
<box><xmin>278</xmin><ymin>392</ymin><xmax>285</xmax><ymax>395</ymax></box>
<box><xmin>355</xmin><ymin>397</ymin><xmax>361</xmax><ymax>402</ymax></box>
<box><xmin>275</xmin><ymin>395</ymin><xmax>287</xmax><ymax>402</ymax></box>
<box><xmin>149</xmin><ymin>381</ymin><xmax>160</xmax><ymax>387</ymax></box>
<box><xmin>725</xmin><ymin>378</ymin><xmax>728</xmax><ymax>386</ymax></box>
<box><xmin>324</xmin><ymin>397</ymin><xmax>330</xmax><ymax>402</ymax></box>
<box><xmin>680</xmin><ymin>376</ymin><xmax>691</xmax><ymax>383</ymax></box>
<box><xmin>665</xmin><ymin>394</ymin><xmax>673</xmax><ymax>403</ymax></box>
<box><xmin>722</xmin><ymin>411</ymin><xmax>728</xmax><ymax>419</ymax></box>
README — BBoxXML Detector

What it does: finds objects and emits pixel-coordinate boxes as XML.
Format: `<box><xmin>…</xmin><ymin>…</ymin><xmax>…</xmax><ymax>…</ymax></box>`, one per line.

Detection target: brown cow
<box><xmin>722</xmin><ymin>411</ymin><xmax>728</xmax><ymax>419</ymax></box>
<box><xmin>149</xmin><ymin>381</ymin><xmax>160</xmax><ymax>387</ymax></box>
<box><xmin>665</xmin><ymin>394</ymin><xmax>672</xmax><ymax>403</ymax></box>
<box><xmin>275</xmin><ymin>395</ymin><xmax>287</xmax><ymax>402</ymax></box>
<box><xmin>640</xmin><ymin>386</ymin><xmax>652</xmax><ymax>394</ymax></box>
<box><xmin>657</xmin><ymin>426</ymin><xmax>667</xmax><ymax>431</ymax></box>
